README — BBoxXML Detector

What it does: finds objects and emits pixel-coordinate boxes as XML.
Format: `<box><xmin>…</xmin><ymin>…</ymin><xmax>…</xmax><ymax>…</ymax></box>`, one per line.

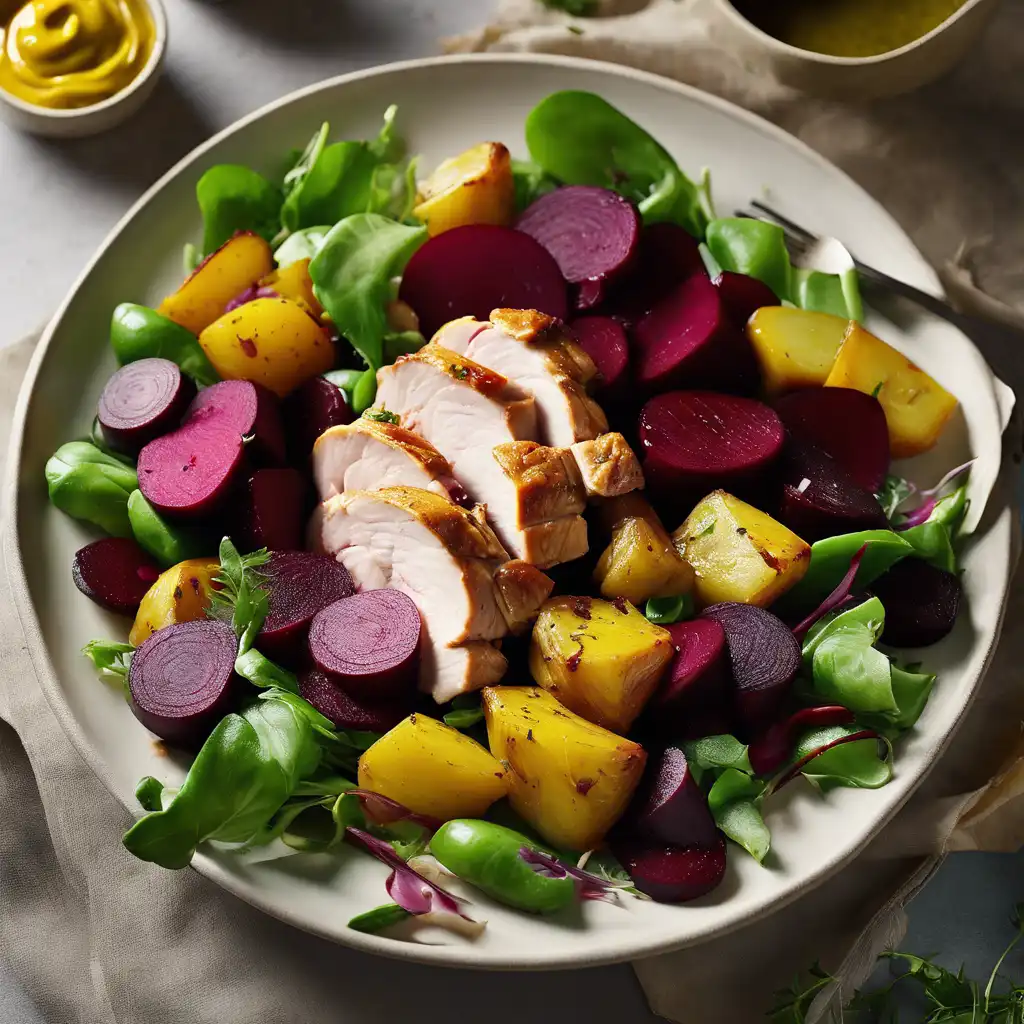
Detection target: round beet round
<box><xmin>713</xmin><ymin>272</ymin><xmax>780</xmax><ymax>328</ymax></box>
<box><xmin>299</xmin><ymin>668</ymin><xmax>411</xmax><ymax>732</ymax></box>
<box><xmin>98</xmin><ymin>358</ymin><xmax>196</xmax><ymax>455</ymax></box>
<box><xmin>628</xmin><ymin>747</ymin><xmax>719</xmax><ymax>850</ymax></box>
<box><xmin>72</xmin><ymin>537</ymin><xmax>161</xmax><ymax>615</ymax></box>
<box><xmin>308</xmin><ymin>590</ymin><xmax>421</xmax><ymax>699</ymax></box>
<box><xmin>570</xmin><ymin>316</ymin><xmax>630</xmax><ymax>396</ymax></box>
<box><xmin>258</xmin><ymin>550</ymin><xmax>355</xmax><ymax>661</ymax></box>
<box><xmin>241</xmin><ymin>468</ymin><xmax>307</xmax><ymax>552</ymax></box>
<box><xmin>652</xmin><ymin>618</ymin><xmax>728</xmax><ymax>720</ymax></box>
<box><xmin>516</xmin><ymin>186</ymin><xmax>640</xmax><ymax>285</ymax></box>
<box><xmin>871</xmin><ymin>558</ymin><xmax>961</xmax><ymax>648</ymax></box>
<box><xmin>398</xmin><ymin>225</ymin><xmax>568</xmax><ymax>339</ymax></box>
<box><xmin>128</xmin><ymin>618</ymin><xmax>237</xmax><ymax>747</ymax></box>
<box><xmin>186</xmin><ymin>379</ymin><xmax>286</xmax><ymax>466</ymax></box>
<box><xmin>284</xmin><ymin>376</ymin><xmax>352</xmax><ymax>461</ymax></box>
<box><xmin>639</xmin><ymin>391</ymin><xmax>785</xmax><ymax>498</ymax></box>
<box><xmin>613</xmin><ymin>836</ymin><xmax>727</xmax><ymax>903</ymax></box>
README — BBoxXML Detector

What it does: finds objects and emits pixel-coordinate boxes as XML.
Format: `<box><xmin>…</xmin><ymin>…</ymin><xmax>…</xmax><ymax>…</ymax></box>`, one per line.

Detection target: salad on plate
<box><xmin>46</xmin><ymin>90</ymin><xmax>968</xmax><ymax>939</ymax></box>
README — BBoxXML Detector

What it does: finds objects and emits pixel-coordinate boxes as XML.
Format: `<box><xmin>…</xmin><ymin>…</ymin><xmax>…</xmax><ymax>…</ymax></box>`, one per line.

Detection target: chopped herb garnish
<box><xmin>363</xmin><ymin>408</ymin><xmax>400</xmax><ymax>425</ymax></box>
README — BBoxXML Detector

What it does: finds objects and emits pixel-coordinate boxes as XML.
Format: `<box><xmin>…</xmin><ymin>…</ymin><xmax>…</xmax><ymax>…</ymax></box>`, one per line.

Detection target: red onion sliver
<box><xmin>792</xmin><ymin>543</ymin><xmax>869</xmax><ymax>640</ymax></box>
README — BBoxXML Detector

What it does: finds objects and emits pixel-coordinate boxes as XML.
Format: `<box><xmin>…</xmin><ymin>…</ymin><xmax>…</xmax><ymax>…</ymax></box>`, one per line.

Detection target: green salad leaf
<box><xmin>196</xmin><ymin>164</ymin><xmax>283</xmax><ymax>256</ymax></box>
<box><xmin>876</xmin><ymin>474</ymin><xmax>915</xmax><ymax>520</ymax></box>
<box><xmin>796</xmin><ymin>726</ymin><xmax>893</xmax><ymax>792</ymax></box>
<box><xmin>82</xmin><ymin>639</ymin><xmax>133</xmax><ymax>681</ymax></box>
<box><xmin>707</xmin><ymin>768</ymin><xmax>770</xmax><ymax>863</ymax></box>
<box><xmin>273</xmin><ymin>224</ymin><xmax>332</xmax><ymax>266</ymax></box>
<box><xmin>511</xmin><ymin>158</ymin><xmax>559</xmax><ymax>213</ymax></box>
<box><xmin>208</xmin><ymin>538</ymin><xmax>270</xmax><ymax>653</ymax></box>
<box><xmin>681</xmin><ymin>734</ymin><xmax>753</xmax><ymax>783</ymax></box>
<box><xmin>45</xmin><ymin>441</ymin><xmax>139</xmax><ymax>537</ymax></box>
<box><xmin>706</xmin><ymin>218</ymin><xmax>792</xmax><ymax>301</ymax></box>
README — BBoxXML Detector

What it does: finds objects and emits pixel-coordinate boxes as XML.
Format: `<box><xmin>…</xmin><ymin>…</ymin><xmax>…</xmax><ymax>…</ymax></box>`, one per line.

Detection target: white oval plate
<box><xmin>5</xmin><ymin>55</ymin><xmax>1014</xmax><ymax>970</ymax></box>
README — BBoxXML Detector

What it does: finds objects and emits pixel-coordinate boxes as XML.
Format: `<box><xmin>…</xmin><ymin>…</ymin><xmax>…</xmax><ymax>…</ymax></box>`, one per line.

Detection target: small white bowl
<box><xmin>711</xmin><ymin>0</ymin><xmax>1001</xmax><ymax>100</ymax></box>
<box><xmin>0</xmin><ymin>0</ymin><xmax>167</xmax><ymax>138</ymax></box>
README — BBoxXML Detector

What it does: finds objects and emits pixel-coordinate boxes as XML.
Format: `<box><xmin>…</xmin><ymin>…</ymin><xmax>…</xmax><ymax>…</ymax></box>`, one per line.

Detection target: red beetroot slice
<box><xmin>398</xmin><ymin>225</ymin><xmax>568</xmax><ymax>338</ymax></box>
<box><xmin>257</xmin><ymin>550</ymin><xmax>355</xmax><ymax>661</ymax></box>
<box><xmin>128</xmin><ymin>618</ymin><xmax>237</xmax><ymax>747</ymax></box>
<box><xmin>748</xmin><ymin>705</ymin><xmax>856</xmax><ymax>776</ymax></box>
<box><xmin>186</xmin><ymin>379</ymin><xmax>286</xmax><ymax>466</ymax></box>
<box><xmin>299</xmin><ymin>668</ymin><xmax>410</xmax><ymax>732</ymax></box>
<box><xmin>242</xmin><ymin>468</ymin><xmax>307</xmax><ymax>552</ymax></box>
<box><xmin>653</xmin><ymin>618</ymin><xmax>728</xmax><ymax>720</ymax></box>
<box><xmin>870</xmin><ymin>558</ymin><xmax>961</xmax><ymax>648</ymax></box>
<box><xmin>137</xmin><ymin>414</ymin><xmax>245</xmax><ymax>520</ymax></box>
<box><xmin>284</xmin><ymin>376</ymin><xmax>352</xmax><ymax>461</ymax></box>
<box><xmin>307</xmin><ymin>590</ymin><xmax>421</xmax><ymax>699</ymax></box>
<box><xmin>613</xmin><ymin>836</ymin><xmax>727</xmax><ymax>903</ymax></box>
<box><xmin>98</xmin><ymin>358</ymin><xmax>196</xmax><ymax>456</ymax></box>
<box><xmin>714</xmin><ymin>272</ymin><xmax>780</xmax><ymax>328</ymax></box>
<box><xmin>639</xmin><ymin>391</ymin><xmax>785</xmax><ymax>498</ymax></box>
<box><xmin>701</xmin><ymin>603</ymin><xmax>800</xmax><ymax>732</ymax></box>
<box><xmin>569</xmin><ymin>316</ymin><xmax>630</xmax><ymax>396</ymax></box>
<box><xmin>633</xmin><ymin>273</ymin><xmax>760</xmax><ymax>395</ymax></box>
<box><xmin>629</xmin><ymin>747</ymin><xmax>719</xmax><ymax>849</ymax></box>
<box><xmin>72</xmin><ymin>537</ymin><xmax>161</xmax><ymax>615</ymax></box>
<box><xmin>775</xmin><ymin>387</ymin><xmax>891</xmax><ymax>493</ymax></box>
<box><xmin>516</xmin><ymin>185</ymin><xmax>640</xmax><ymax>285</ymax></box>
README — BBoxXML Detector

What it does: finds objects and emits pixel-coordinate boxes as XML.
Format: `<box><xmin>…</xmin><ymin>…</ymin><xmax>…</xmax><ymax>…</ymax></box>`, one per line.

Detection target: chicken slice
<box><xmin>433</xmin><ymin>309</ymin><xmax>608</xmax><ymax>446</ymax></box>
<box><xmin>493</xmin><ymin>559</ymin><xmax>555</xmax><ymax>635</ymax></box>
<box><xmin>312</xmin><ymin>419</ymin><xmax>466</xmax><ymax>504</ymax></box>
<box><xmin>569</xmin><ymin>432</ymin><xmax>646</xmax><ymax>498</ymax></box>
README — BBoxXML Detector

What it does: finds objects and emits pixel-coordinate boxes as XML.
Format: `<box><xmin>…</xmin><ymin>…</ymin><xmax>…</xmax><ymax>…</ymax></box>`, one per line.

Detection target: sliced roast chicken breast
<box><xmin>434</xmin><ymin>309</ymin><xmax>607</xmax><ymax>446</ymax></box>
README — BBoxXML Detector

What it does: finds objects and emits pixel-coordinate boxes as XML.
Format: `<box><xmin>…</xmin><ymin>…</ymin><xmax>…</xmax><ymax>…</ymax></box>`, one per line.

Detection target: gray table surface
<box><xmin>0</xmin><ymin>1</ymin><xmax>1021</xmax><ymax>1019</ymax></box>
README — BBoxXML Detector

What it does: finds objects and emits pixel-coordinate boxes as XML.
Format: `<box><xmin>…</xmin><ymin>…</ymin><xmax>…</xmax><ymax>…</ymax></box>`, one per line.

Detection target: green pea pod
<box><xmin>429</xmin><ymin>819</ymin><xmax>576</xmax><ymax>914</ymax></box>
<box><xmin>45</xmin><ymin>441</ymin><xmax>138</xmax><ymax>537</ymax></box>
<box><xmin>928</xmin><ymin>485</ymin><xmax>969</xmax><ymax>534</ymax></box>
<box><xmin>351</xmin><ymin>367</ymin><xmax>377</xmax><ymax>415</ymax></box>
<box><xmin>705</xmin><ymin>218</ymin><xmax>793</xmax><ymax>302</ymax></box>
<box><xmin>901</xmin><ymin>520</ymin><xmax>956</xmax><ymax>573</ymax></box>
<box><xmin>110</xmin><ymin>303</ymin><xmax>220</xmax><ymax>387</ymax></box>
<box><xmin>127</xmin><ymin>489</ymin><xmax>206</xmax><ymax>568</ymax></box>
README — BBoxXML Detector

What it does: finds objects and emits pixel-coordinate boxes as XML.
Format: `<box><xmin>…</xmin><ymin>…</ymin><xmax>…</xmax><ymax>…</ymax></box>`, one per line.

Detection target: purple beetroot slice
<box><xmin>284</xmin><ymin>376</ymin><xmax>352</xmax><ymax>461</ymax></box>
<box><xmin>186</xmin><ymin>379</ymin><xmax>286</xmax><ymax>466</ymax></box>
<box><xmin>98</xmin><ymin>358</ymin><xmax>196</xmax><ymax>456</ymax></box>
<box><xmin>870</xmin><ymin>558</ymin><xmax>961</xmax><ymax>649</ymax></box>
<box><xmin>299</xmin><ymin>668</ymin><xmax>411</xmax><ymax>732</ymax></box>
<box><xmin>612</xmin><ymin>836</ymin><xmax>727</xmax><ymax>903</ymax></box>
<box><xmin>701</xmin><ymin>603</ymin><xmax>800</xmax><ymax>732</ymax></box>
<box><xmin>569</xmin><ymin>316</ymin><xmax>630</xmax><ymax>396</ymax></box>
<box><xmin>257</xmin><ymin>550</ymin><xmax>355</xmax><ymax>660</ymax></box>
<box><xmin>714</xmin><ymin>272</ymin><xmax>780</xmax><ymax>328</ymax></box>
<box><xmin>629</xmin><ymin>747</ymin><xmax>719</xmax><ymax>849</ymax></box>
<box><xmin>516</xmin><ymin>185</ymin><xmax>640</xmax><ymax>285</ymax></box>
<box><xmin>241</xmin><ymin>468</ymin><xmax>307</xmax><ymax>552</ymax></box>
<box><xmin>398</xmin><ymin>225</ymin><xmax>568</xmax><ymax>339</ymax></box>
<box><xmin>128</xmin><ymin>618</ymin><xmax>237</xmax><ymax>747</ymax></box>
<box><xmin>775</xmin><ymin>387</ymin><xmax>891</xmax><ymax>493</ymax></box>
<box><xmin>652</xmin><ymin>618</ymin><xmax>728</xmax><ymax>717</ymax></box>
<box><xmin>72</xmin><ymin>537</ymin><xmax>161</xmax><ymax>615</ymax></box>
<box><xmin>307</xmin><ymin>590</ymin><xmax>421</xmax><ymax>699</ymax></box>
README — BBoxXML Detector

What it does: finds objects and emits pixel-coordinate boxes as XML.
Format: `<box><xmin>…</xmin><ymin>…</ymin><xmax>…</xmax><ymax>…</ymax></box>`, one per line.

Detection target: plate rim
<box><xmin>4</xmin><ymin>52</ymin><xmax>1012</xmax><ymax>970</ymax></box>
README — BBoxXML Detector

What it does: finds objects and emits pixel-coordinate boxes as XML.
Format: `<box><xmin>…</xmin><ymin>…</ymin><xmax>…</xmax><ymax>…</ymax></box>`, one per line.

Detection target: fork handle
<box><xmin>853</xmin><ymin>261</ymin><xmax>958</xmax><ymax>321</ymax></box>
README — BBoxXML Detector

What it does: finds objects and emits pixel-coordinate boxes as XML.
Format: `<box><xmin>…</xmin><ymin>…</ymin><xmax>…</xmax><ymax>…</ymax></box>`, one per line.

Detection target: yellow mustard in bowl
<box><xmin>0</xmin><ymin>0</ymin><xmax>155</xmax><ymax>110</ymax></box>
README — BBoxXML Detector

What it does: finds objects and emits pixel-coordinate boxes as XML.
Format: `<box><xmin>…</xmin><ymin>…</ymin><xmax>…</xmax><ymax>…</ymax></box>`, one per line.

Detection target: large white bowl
<box><xmin>4</xmin><ymin>55</ymin><xmax>1014</xmax><ymax>970</ymax></box>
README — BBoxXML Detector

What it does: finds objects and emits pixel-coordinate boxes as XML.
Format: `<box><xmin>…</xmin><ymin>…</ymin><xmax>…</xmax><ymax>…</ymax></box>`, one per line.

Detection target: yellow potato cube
<box><xmin>529</xmin><ymin>596</ymin><xmax>674</xmax><ymax>733</ymax></box>
<box><xmin>259</xmin><ymin>258</ymin><xmax>323</xmax><ymax>320</ymax></box>
<box><xmin>358</xmin><ymin>714</ymin><xmax>509</xmax><ymax>822</ymax></box>
<box><xmin>159</xmin><ymin>232</ymin><xmax>273</xmax><ymax>336</ymax></box>
<box><xmin>413</xmin><ymin>142</ymin><xmax>515</xmax><ymax>237</ymax></box>
<box><xmin>746</xmin><ymin>306</ymin><xmax>849</xmax><ymax>396</ymax></box>
<box><xmin>824</xmin><ymin>322</ymin><xmax>958</xmax><ymax>458</ymax></box>
<box><xmin>129</xmin><ymin>558</ymin><xmax>219</xmax><ymax>647</ymax></box>
<box><xmin>594</xmin><ymin>514</ymin><xmax>695</xmax><ymax>605</ymax></box>
<box><xmin>673</xmin><ymin>490</ymin><xmax>810</xmax><ymax>607</ymax></box>
<box><xmin>482</xmin><ymin>686</ymin><xmax>646</xmax><ymax>852</ymax></box>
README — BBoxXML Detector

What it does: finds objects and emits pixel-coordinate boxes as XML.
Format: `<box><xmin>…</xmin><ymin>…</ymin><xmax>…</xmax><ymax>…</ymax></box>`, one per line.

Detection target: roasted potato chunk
<box><xmin>482</xmin><ymin>686</ymin><xmax>646</xmax><ymax>852</ymax></box>
<box><xmin>674</xmin><ymin>490</ymin><xmax>809</xmax><ymax>607</ymax></box>
<box><xmin>824</xmin><ymin>322</ymin><xmax>958</xmax><ymax>458</ymax></box>
<box><xmin>128</xmin><ymin>557</ymin><xmax>219</xmax><ymax>647</ymax></box>
<box><xmin>259</xmin><ymin>258</ymin><xmax>323</xmax><ymax>319</ymax></box>
<box><xmin>159</xmin><ymin>232</ymin><xmax>273</xmax><ymax>335</ymax></box>
<box><xmin>358</xmin><ymin>713</ymin><xmax>509</xmax><ymax>821</ymax></box>
<box><xmin>413</xmin><ymin>142</ymin><xmax>515</xmax><ymax>237</ymax></box>
<box><xmin>595</xmin><ymin>515</ymin><xmax>694</xmax><ymax>604</ymax></box>
<box><xmin>746</xmin><ymin>306</ymin><xmax>848</xmax><ymax>396</ymax></box>
<box><xmin>529</xmin><ymin>596</ymin><xmax>674</xmax><ymax>733</ymax></box>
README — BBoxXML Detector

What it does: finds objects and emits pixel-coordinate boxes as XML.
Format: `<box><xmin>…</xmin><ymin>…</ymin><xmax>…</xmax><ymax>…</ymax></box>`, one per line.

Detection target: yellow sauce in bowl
<box><xmin>733</xmin><ymin>0</ymin><xmax>968</xmax><ymax>58</ymax></box>
<box><xmin>0</xmin><ymin>0</ymin><xmax>155</xmax><ymax>110</ymax></box>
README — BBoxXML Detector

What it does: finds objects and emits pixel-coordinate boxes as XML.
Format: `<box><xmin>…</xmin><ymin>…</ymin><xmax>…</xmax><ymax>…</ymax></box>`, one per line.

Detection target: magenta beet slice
<box><xmin>241</xmin><ymin>468</ymin><xmax>306</xmax><ymax>552</ymax></box>
<box><xmin>778</xmin><ymin>442</ymin><xmax>887</xmax><ymax>542</ymax></box>
<box><xmin>307</xmin><ymin>590</ymin><xmax>421</xmax><ymax>699</ymax></box>
<box><xmin>701</xmin><ymin>603</ymin><xmax>800</xmax><ymax>732</ymax></box>
<box><xmin>398</xmin><ymin>225</ymin><xmax>568</xmax><ymax>338</ymax></box>
<box><xmin>653</xmin><ymin>618</ymin><xmax>728</xmax><ymax>719</ymax></box>
<box><xmin>299</xmin><ymin>668</ymin><xmax>410</xmax><ymax>732</ymax></box>
<box><xmin>128</xmin><ymin>618</ymin><xmax>237</xmax><ymax>747</ymax></box>
<box><xmin>714</xmin><ymin>272</ymin><xmax>780</xmax><ymax>328</ymax></box>
<box><xmin>516</xmin><ymin>186</ymin><xmax>640</xmax><ymax>286</ymax></box>
<box><xmin>776</xmin><ymin>387</ymin><xmax>891</xmax><ymax>493</ymax></box>
<box><xmin>629</xmin><ymin>747</ymin><xmax>719</xmax><ymax>849</ymax></box>
<box><xmin>97</xmin><ymin>358</ymin><xmax>196</xmax><ymax>456</ymax></box>
<box><xmin>613</xmin><ymin>836</ymin><xmax>727</xmax><ymax>903</ymax></box>
<box><xmin>186</xmin><ymin>379</ymin><xmax>286</xmax><ymax>466</ymax></box>
<box><xmin>570</xmin><ymin>316</ymin><xmax>630</xmax><ymax>396</ymax></box>
<box><xmin>284</xmin><ymin>376</ymin><xmax>352</xmax><ymax>461</ymax></box>
<box><xmin>748</xmin><ymin>705</ymin><xmax>856</xmax><ymax>776</ymax></box>
<box><xmin>633</xmin><ymin>274</ymin><xmax>760</xmax><ymax>394</ymax></box>
<box><xmin>257</xmin><ymin>550</ymin><xmax>355</xmax><ymax>660</ymax></box>
<box><xmin>72</xmin><ymin>537</ymin><xmax>160</xmax><ymax>615</ymax></box>
<box><xmin>639</xmin><ymin>391</ymin><xmax>785</xmax><ymax>498</ymax></box>
<box><xmin>871</xmin><ymin>558</ymin><xmax>961</xmax><ymax>648</ymax></box>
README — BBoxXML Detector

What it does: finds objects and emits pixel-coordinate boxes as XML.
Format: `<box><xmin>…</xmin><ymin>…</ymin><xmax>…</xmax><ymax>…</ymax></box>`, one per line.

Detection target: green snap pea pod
<box><xmin>705</xmin><ymin>218</ymin><xmax>793</xmax><ymax>302</ymax></box>
<box><xmin>351</xmin><ymin>367</ymin><xmax>377</xmax><ymax>415</ymax></box>
<box><xmin>45</xmin><ymin>441</ymin><xmax>138</xmax><ymax>537</ymax></box>
<box><xmin>348</xmin><ymin>902</ymin><xmax>412</xmax><ymax>934</ymax></box>
<box><xmin>900</xmin><ymin>520</ymin><xmax>956</xmax><ymax>573</ymax></box>
<box><xmin>110</xmin><ymin>303</ymin><xmax>219</xmax><ymax>386</ymax></box>
<box><xmin>927</xmin><ymin>485</ymin><xmax>969</xmax><ymax>534</ymax></box>
<box><xmin>322</xmin><ymin>368</ymin><xmax>366</xmax><ymax>407</ymax></box>
<box><xmin>127</xmin><ymin>490</ymin><xmax>207</xmax><ymax>568</ymax></box>
<box><xmin>429</xmin><ymin>819</ymin><xmax>576</xmax><ymax>914</ymax></box>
